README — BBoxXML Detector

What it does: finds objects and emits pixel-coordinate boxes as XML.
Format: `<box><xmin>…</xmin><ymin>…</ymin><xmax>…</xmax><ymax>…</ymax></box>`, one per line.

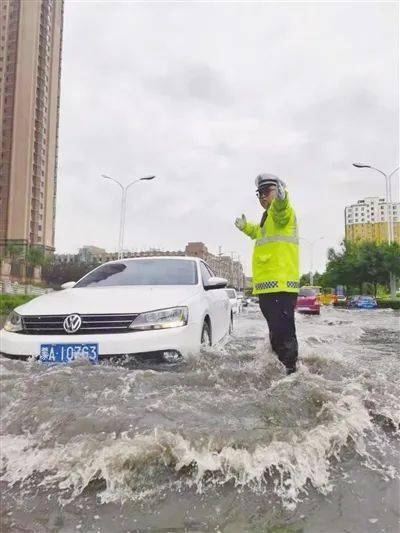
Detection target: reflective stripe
<box><xmin>258</xmin><ymin>213</ymin><xmax>298</xmax><ymax>246</ymax></box>
<box><xmin>254</xmin><ymin>280</ymin><xmax>299</xmax><ymax>291</ymax></box>
<box><xmin>255</xmin><ymin>235</ymin><xmax>299</xmax><ymax>247</ymax></box>
<box><xmin>255</xmin><ymin>281</ymin><xmax>278</xmax><ymax>290</ymax></box>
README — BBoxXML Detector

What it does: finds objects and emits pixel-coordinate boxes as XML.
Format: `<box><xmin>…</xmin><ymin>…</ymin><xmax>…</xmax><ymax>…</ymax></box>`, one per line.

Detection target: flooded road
<box><xmin>1</xmin><ymin>306</ymin><xmax>399</xmax><ymax>532</ymax></box>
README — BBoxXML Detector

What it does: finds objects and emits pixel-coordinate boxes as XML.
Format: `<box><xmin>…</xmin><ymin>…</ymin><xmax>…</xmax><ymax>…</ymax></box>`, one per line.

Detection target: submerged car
<box><xmin>348</xmin><ymin>296</ymin><xmax>378</xmax><ymax>309</ymax></box>
<box><xmin>296</xmin><ymin>287</ymin><xmax>321</xmax><ymax>315</ymax></box>
<box><xmin>0</xmin><ymin>257</ymin><xmax>232</xmax><ymax>365</ymax></box>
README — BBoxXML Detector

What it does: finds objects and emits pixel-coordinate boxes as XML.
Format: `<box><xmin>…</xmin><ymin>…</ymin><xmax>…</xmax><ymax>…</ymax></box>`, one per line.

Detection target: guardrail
<box><xmin>0</xmin><ymin>281</ymin><xmax>53</xmax><ymax>296</ymax></box>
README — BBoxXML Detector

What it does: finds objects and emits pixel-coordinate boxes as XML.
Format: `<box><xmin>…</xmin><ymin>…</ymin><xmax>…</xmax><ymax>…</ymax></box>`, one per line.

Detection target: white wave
<box><xmin>2</xmin><ymin>385</ymin><xmax>397</xmax><ymax>510</ymax></box>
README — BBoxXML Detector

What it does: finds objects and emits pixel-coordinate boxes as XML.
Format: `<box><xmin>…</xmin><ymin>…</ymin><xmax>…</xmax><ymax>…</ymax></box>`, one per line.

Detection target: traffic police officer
<box><xmin>235</xmin><ymin>174</ymin><xmax>299</xmax><ymax>375</ymax></box>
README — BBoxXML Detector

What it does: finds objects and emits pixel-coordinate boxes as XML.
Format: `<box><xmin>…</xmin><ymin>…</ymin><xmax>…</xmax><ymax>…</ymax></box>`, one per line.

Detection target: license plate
<box><xmin>40</xmin><ymin>343</ymin><xmax>99</xmax><ymax>363</ymax></box>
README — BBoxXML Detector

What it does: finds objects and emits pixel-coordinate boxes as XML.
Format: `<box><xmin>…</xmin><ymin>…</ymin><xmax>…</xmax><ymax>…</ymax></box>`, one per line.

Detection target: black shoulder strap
<box><xmin>260</xmin><ymin>209</ymin><xmax>268</xmax><ymax>227</ymax></box>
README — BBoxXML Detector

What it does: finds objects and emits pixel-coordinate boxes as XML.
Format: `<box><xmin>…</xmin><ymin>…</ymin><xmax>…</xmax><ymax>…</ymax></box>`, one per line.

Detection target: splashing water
<box><xmin>1</xmin><ymin>306</ymin><xmax>399</xmax><ymax>531</ymax></box>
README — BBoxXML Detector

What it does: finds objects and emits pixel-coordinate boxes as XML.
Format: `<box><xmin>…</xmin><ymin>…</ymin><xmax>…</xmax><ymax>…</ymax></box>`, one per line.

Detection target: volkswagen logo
<box><xmin>63</xmin><ymin>314</ymin><xmax>82</xmax><ymax>334</ymax></box>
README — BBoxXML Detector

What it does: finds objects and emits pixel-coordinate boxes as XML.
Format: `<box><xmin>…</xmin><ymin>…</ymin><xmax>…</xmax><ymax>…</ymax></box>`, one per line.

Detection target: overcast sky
<box><xmin>56</xmin><ymin>1</ymin><xmax>399</xmax><ymax>275</ymax></box>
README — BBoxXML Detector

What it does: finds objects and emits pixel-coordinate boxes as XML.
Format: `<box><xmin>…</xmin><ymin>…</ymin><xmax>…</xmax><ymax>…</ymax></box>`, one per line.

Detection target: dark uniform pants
<box><xmin>258</xmin><ymin>292</ymin><xmax>298</xmax><ymax>369</ymax></box>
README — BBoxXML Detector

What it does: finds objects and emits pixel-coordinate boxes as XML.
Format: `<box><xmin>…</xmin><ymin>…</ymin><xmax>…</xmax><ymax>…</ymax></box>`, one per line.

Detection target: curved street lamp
<box><xmin>101</xmin><ymin>174</ymin><xmax>156</xmax><ymax>259</ymax></box>
<box><xmin>352</xmin><ymin>162</ymin><xmax>399</xmax><ymax>297</ymax></box>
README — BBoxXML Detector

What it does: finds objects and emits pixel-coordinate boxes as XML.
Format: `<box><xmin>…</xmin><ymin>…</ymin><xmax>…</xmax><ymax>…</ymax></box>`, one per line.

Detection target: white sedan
<box><xmin>0</xmin><ymin>257</ymin><xmax>232</xmax><ymax>365</ymax></box>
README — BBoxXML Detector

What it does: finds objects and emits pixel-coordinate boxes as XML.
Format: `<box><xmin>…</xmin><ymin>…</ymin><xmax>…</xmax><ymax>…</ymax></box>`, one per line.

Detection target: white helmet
<box><xmin>255</xmin><ymin>173</ymin><xmax>285</xmax><ymax>192</ymax></box>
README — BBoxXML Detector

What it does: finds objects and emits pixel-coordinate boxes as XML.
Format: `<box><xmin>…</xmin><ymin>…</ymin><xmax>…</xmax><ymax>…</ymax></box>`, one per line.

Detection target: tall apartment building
<box><xmin>0</xmin><ymin>0</ymin><xmax>63</xmax><ymax>254</ymax></box>
<box><xmin>345</xmin><ymin>197</ymin><xmax>400</xmax><ymax>244</ymax></box>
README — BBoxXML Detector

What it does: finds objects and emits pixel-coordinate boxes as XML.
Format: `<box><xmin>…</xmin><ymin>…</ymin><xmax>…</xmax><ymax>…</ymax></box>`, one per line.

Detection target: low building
<box><xmin>55</xmin><ymin>242</ymin><xmax>245</xmax><ymax>289</ymax></box>
<box><xmin>185</xmin><ymin>242</ymin><xmax>244</xmax><ymax>289</ymax></box>
<box><xmin>78</xmin><ymin>245</ymin><xmax>108</xmax><ymax>263</ymax></box>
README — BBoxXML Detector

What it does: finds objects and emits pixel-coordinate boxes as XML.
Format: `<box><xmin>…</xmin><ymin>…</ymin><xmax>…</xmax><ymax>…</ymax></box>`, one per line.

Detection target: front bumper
<box><xmin>0</xmin><ymin>323</ymin><xmax>200</xmax><ymax>361</ymax></box>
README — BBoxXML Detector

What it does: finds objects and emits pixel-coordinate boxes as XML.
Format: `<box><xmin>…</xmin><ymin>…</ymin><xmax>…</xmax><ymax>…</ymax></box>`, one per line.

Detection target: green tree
<box><xmin>25</xmin><ymin>247</ymin><xmax>45</xmax><ymax>283</ymax></box>
<box><xmin>357</xmin><ymin>242</ymin><xmax>387</xmax><ymax>295</ymax></box>
<box><xmin>323</xmin><ymin>240</ymin><xmax>399</xmax><ymax>295</ymax></box>
<box><xmin>25</xmin><ymin>247</ymin><xmax>45</xmax><ymax>268</ymax></box>
<box><xmin>3</xmin><ymin>244</ymin><xmax>23</xmax><ymax>262</ymax></box>
<box><xmin>324</xmin><ymin>240</ymin><xmax>364</xmax><ymax>292</ymax></box>
<box><xmin>42</xmin><ymin>261</ymin><xmax>99</xmax><ymax>288</ymax></box>
<box><xmin>381</xmin><ymin>242</ymin><xmax>400</xmax><ymax>278</ymax></box>
<box><xmin>299</xmin><ymin>271</ymin><xmax>326</xmax><ymax>287</ymax></box>
<box><xmin>300</xmin><ymin>273</ymin><xmax>310</xmax><ymax>286</ymax></box>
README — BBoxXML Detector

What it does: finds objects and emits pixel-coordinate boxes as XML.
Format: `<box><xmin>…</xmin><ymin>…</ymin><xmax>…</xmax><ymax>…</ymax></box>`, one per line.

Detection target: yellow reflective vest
<box><xmin>241</xmin><ymin>193</ymin><xmax>299</xmax><ymax>295</ymax></box>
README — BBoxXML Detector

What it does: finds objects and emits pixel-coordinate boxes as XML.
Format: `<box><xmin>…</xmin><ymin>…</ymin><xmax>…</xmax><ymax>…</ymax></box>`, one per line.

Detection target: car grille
<box><xmin>20</xmin><ymin>314</ymin><xmax>139</xmax><ymax>335</ymax></box>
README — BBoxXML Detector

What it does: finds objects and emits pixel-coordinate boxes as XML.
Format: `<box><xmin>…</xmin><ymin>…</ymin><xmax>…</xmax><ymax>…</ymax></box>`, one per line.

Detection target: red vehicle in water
<box><xmin>296</xmin><ymin>286</ymin><xmax>321</xmax><ymax>315</ymax></box>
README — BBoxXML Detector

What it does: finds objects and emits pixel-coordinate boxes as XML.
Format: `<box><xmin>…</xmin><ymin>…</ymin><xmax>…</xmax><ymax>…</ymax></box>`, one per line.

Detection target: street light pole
<box><xmin>300</xmin><ymin>237</ymin><xmax>324</xmax><ymax>286</ymax></box>
<box><xmin>101</xmin><ymin>174</ymin><xmax>156</xmax><ymax>259</ymax></box>
<box><xmin>353</xmin><ymin>163</ymin><xmax>399</xmax><ymax>297</ymax></box>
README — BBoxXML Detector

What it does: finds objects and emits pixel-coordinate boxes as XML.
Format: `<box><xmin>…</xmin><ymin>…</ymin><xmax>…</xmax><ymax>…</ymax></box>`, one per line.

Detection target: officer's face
<box><xmin>258</xmin><ymin>186</ymin><xmax>277</xmax><ymax>208</ymax></box>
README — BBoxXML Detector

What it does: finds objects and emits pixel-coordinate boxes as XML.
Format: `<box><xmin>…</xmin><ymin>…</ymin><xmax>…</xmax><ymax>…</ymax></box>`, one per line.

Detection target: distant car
<box><xmin>226</xmin><ymin>288</ymin><xmax>239</xmax><ymax>314</ymax></box>
<box><xmin>348</xmin><ymin>295</ymin><xmax>378</xmax><ymax>309</ymax></box>
<box><xmin>334</xmin><ymin>294</ymin><xmax>347</xmax><ymax>305</ymax></box>
<box><xmin>296</xmin><ymin>287</ymin><xmax>321</xmax><ymax>315</ymax></box>
<box><xmin>0</xmin><ymin>257</ymin><xmax>233</xmax><ymax>365</ymax></box>
<box><xmin>236</xmin><ymin>294</ymin><xmax>244</xmax><ymax>313</ymax></box>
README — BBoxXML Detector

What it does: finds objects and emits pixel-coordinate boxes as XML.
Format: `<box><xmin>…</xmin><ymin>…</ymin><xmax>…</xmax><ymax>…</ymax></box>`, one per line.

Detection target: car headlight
<box><xmin>4</xmin><ymin>311</ymin><xmax>23</xmax><ymax>333</ymax></box>
<box><xmin>129</xmin><ymin>307</ymin><xmax>188</xmax><ymax>331</ymax></box>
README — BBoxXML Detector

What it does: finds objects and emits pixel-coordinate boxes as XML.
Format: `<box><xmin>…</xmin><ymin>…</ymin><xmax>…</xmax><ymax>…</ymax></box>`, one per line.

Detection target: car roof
<box><xmin>103</xmin><ymin>256</ymin><xmax>201</xmax><ymax>265</ymax></box>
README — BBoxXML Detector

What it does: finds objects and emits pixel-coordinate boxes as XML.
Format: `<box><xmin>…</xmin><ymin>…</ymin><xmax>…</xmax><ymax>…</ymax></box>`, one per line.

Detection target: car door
<box><xmin>200</xmin><ymin>261</ymin><xmax>229</xmax><ymax>341</ymax></box>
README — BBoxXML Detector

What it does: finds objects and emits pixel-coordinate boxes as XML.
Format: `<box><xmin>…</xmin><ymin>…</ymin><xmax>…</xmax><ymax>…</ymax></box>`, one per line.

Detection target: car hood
<box><xmin>16</xmin><ymin>286</ymin><xmax>201</xmax><ymax>316</ymax></box>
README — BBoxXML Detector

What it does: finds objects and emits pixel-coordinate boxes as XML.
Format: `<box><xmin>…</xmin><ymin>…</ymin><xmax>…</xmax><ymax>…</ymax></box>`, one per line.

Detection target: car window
<box><xmin>75</xmin><ymin>259</ymin><xmax>198</xmax><ymax>287</ymax></box>
<box><xmin>226</xmin><ymin>289</ymin><xmax>236</xmax><ymax>299</ymax></box>
<box><xmin>204</xmin><ymin>263</ymin><xmax>215</xmax><ymax>277</ymax></box>
<box><xmin>200</xmin><ymin>262</ymin><xmax>212</xmax><ymax>284</ymax></box>
<box><xmin>299</xmin><ymin>288</ymin><xmax>317</xmax><ymax>297</ymax></box>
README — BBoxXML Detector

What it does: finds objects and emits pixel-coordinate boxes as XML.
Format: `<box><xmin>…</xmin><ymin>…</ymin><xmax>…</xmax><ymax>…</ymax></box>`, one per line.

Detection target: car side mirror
<box><xmin>61</xmin><ymin>281</ymin><xmax>76</xmax><ymax>289</ymax></box>
<box><xmin>204</xmin><ymin>277</ymin><xmax>228</xmax><ymax>290</ymax></box>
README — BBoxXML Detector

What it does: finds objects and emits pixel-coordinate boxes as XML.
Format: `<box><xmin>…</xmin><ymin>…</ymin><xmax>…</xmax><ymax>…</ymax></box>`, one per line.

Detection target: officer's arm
<box><xmin>242</xmin><ymin>221</ymin><xmax>259</xmax><ymax>240</ymax></box>
<box><xmin>271</xmin><ymin>192</ymin><xmax>293</xmax><ymax>227</ymax></box>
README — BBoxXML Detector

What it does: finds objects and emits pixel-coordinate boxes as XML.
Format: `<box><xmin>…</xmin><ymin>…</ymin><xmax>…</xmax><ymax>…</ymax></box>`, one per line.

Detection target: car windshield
<box><xmin>360</xmin><ymin>296</ymin><xmax>374</xmax><ymax>301</ymax></box>
<box><xmin>75</xmin><ymin>259</ymin><xmax>198</xmax><ymax>288</ymax></box>
<box><xmin>299</xmin><ymin>288</ymin><xmax>317</xmax><ymax>297</ymax></box>
<box><xmin>226</xmin><ymin>289</ymin><xmax>236</xmax><ymax>298</ymax></box>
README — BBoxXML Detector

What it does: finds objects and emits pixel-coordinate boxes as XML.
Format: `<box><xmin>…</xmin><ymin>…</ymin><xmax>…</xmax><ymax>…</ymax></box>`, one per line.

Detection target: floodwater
<box><xmin>1</xmin><ymin>306</ymin><xmax>399</xmax><ymax>532</ymax></box>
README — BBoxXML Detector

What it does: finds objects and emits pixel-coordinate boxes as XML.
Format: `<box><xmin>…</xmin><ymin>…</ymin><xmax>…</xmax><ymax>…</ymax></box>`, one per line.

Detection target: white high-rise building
<box><xmin>345</xmin><ymin>197</ymin><xmax>400</xmax><ymax>243</ymax></box>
